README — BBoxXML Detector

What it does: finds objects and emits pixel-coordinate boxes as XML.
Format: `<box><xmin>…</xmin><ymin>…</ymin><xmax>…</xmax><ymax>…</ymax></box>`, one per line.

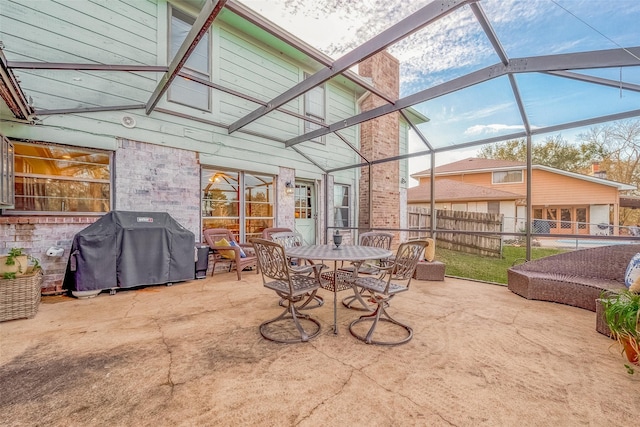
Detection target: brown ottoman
<box><xmin>413</xmin><ymin>261</ymin><xmax>445</xmax><ymax>281</ymax></box>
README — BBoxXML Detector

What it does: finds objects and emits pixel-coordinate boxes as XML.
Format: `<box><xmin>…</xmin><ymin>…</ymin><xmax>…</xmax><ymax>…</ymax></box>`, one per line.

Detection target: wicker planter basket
<box><xmin>0</xmin><ymin>270</ymin><xmax>43</xmax><ymax>322</ymax></box>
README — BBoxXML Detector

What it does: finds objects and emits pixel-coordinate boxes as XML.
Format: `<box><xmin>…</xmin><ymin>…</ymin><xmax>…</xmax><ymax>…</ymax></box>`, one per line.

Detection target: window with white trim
<box><xmin>0</xmin><ymin>136</ymin><xmax>14</xmax><ymax>208</ymax></box>
<box><xmin>10</xmin><ymin>141</ymin><xmax>111</xmax><ymax>214</ymax></box>
<box><xmin>487</xmin><ymin>201</ymin><xmax>500</xmax><ymax>214</ymax></box>
<box><xmin>304</xmin><ymin>72</ymin><xmax>325</xmax><ymax>143</ymax></box>
<box><xmin>202</xmin><ymin>169</ymin><xmax>274</xmax><ymax>242</ymax></box>
<box><xmin>334</xmin><ymin>184</ymin><xmax>350</xmax><ymax>227</ymax></box>
<box><xmin>492</xmin><ymin>170</ymin><xmax>523</xmax><ymax>184</ymax></box>
<box><xmin>168</xmin><ymin>7</ymin><xmax>211</xmax><ymax>111</ymax></box>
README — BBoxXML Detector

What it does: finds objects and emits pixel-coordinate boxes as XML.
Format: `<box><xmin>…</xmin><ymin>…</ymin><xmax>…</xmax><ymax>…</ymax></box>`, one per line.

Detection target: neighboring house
<box><xmin>0</xmin><ymin>1</ymin><xmax>420</xmax><ymax>293</ymax></box>
<box><xmin>408</xmin><ymin>157</ymin><xmax>636</xmax><ymax>235</ymax></box>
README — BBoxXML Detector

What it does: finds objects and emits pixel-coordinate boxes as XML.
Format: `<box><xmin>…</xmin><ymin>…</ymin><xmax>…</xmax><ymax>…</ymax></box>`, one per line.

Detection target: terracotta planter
<box><xmin>0</xmin><ymin>255</ymin><xmax>28</xmax><ymax>277</ymax></box>
<box><xmin>622</xmin><ymin>338</ymin><xmax>640</xmax><ymax>366</ymax></box>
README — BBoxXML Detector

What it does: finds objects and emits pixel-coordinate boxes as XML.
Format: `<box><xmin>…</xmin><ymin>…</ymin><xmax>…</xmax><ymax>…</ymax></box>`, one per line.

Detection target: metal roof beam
<box><xmin>0</xmin><ymin>50</ymin><xmax>33</xmax><ymax>120</ymax></box>
<box><xmin>35</xmin><ymin>104</ymin><xmax>146</xmax><ymax>115</ymax></box>
<box><xmin>286</xmin><ymin>63</ymin><xmax>502</xmax><ymax>147</ymax></box>
<box><xmin>153</xmin><ymin>107</ymin><xmax>329</xmax><ymax>173</ymax></box>
<box><xmin>545</xmin><ymin>70</ymin><xmax>640</xmax><ymax>93</ymax></box>
<box><xmin>225</xmin><ymin>0</ymin><xmax>331</xmax><ymax>67</ymax></box>
<box><xmin>145</xmin><ymin>0</ymin><xmax>227</xmax><ymax>115</ymax></box>
<box><xmin>228</xmin><ymin>0</ymin><xmax>474</xmax><ymax>134</ymax></box>
<box><xmin>530</xmin><ymin>108</ymin><xmax>640</xmax><ymax>136</ymax></box>
<box><xmin>8</xmin><ymin>62</ymin><xmax>168</xmax><ymax>72</ymax></box>
<box><xmin>508</xmin><ymin>75</ymin><xmax>531</xmax><ymax>134</ymax></box>
<box><xmin>225</xmin><ymin>1</ymin><xmax>396</xmax><ymax>104</ymax></box>
<box><xmin>179</xmin><ymin>72</ymin><xmax>329</xmax><ymax>127</ymax></box>
<box><xmin>498</xmin><ymin>46</ymin><xmax>640</xmax><ymax>74</ymax></box>
<box><xmin>328</xmin><ymin>107</ymin><xmax>640</xmax><ymax>173</ymax></box>
<box><xmin>286</xmin><ymin>46</ymin><xmax>640</xmax><ymax>147</ymax></box>
<box><xmin>399</xmin><ymin>109</ymin><xmax>433</xmax><ymax>150</ymax></box>
<box><xmin>470</xmin><ymin>2</ymin><xmax>508</xmax><ymax>65</ymax></box>
<box><xmin>290</xmin><ymin>146</ymin><xmax>328</xmax><ymax>173</ymax></box>
<box><xmin>334</xmin><ymin>131</ymin><xmax>369</xmax><ymax>163</ymax></box>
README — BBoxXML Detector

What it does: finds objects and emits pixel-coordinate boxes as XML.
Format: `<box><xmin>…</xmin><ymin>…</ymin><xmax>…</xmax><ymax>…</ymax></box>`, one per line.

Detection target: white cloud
<box><xmin>464</xmin><ymin>124</ymin><xmax>525</xmax><ymax>135</ymax></box>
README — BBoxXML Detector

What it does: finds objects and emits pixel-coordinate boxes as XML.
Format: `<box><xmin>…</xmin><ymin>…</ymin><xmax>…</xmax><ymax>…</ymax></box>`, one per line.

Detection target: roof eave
<box><xmin>0</xmin><ymin>50</ymin><xmax>33</xmax><ymax>121</ymax></box>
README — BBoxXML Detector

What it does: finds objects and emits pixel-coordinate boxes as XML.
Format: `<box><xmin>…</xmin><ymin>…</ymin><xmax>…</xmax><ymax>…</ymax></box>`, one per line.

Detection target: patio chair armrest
<box><xmin>238</xmin><ymin>243</ymin><xmax>256</xmax><ymax>255</ymax></box>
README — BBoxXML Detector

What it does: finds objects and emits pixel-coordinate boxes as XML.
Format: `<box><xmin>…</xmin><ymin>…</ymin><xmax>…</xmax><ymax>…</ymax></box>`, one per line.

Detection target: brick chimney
<box><xmin>358</xmin><ymin>51</ymin><xmax>400</xmax><ymax>232</ymax></box>
<box><xmin>591</xmin><ymin>162</ymin><xmax>607</xmax><ymax>179</ymax></box>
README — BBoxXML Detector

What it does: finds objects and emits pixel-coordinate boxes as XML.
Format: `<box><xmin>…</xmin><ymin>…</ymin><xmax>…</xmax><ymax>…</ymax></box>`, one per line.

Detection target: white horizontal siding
<box><xmin>1</xmin><ymin>1</ymin><xmax>157</xmax><ymax>63</ymax></box>
<box><xmin>0</xmin><ymin>0</ymin><xmax>361</xmax><ymax>184</ymax></box>
<box><xmin>12</xmin><ymin>69</ymin><xmax>156</xmax><ymax>110</ymax></box>
<box><xmin>218</xmin><ymin>26</ymin><xmax>298</xmax><ymax>99</ymax></box>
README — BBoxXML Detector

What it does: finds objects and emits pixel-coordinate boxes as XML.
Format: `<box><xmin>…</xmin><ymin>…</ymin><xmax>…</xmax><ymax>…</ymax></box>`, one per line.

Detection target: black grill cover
<box><xmin>64</xmin><ymin>211</ymin><xmax>195</xmax><ymax>292</ymax></box>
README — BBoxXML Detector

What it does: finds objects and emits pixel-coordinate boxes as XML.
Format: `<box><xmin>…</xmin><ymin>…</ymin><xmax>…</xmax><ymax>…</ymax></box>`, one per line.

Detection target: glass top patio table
<box><xmin>285</xmin><ymin>244</ymin><xmax>392</xmax><ymax>334</ymax></box>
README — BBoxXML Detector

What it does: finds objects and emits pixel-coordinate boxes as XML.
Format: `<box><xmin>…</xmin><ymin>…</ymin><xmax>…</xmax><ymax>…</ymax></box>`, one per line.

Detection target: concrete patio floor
<box><xmin>1</xmin><ymin>271</ymin><xmax>639</xmax><ymax>426</ymax></box>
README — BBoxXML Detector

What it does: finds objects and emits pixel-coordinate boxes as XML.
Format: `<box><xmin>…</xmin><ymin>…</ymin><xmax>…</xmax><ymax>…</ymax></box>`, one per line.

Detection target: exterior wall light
<box><xmin>285</xmin><ymin>181</ymin><xmax>295</xmax><ymax>195</ymax></box>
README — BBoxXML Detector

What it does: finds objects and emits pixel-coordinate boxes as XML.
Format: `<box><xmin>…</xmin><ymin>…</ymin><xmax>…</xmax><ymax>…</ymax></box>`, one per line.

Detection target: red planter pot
<box><xmin>622</xmin><ymin>338</ymin><xmax>640</xmax><ymax>366</ymax></box>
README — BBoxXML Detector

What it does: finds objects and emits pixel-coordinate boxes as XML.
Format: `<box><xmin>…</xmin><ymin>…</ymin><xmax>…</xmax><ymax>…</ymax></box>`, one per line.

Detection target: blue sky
<box><xmin>239</xmin><ymin>0</ymin><xmax>640</xmax><ymax>176</ymax></box>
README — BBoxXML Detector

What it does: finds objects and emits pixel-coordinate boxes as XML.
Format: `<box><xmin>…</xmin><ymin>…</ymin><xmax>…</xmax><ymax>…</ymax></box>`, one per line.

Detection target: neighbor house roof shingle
<box><xmin>407</xmin><ymin>179</ymin><xmax>523</xmax><ymax>203</ymax></box>
<box><xmin>411</xmin><ymin>157</ymin><xmax>525</xmax><ymax>177</ymax></box>
<box><xmin>410</xmin><ymin>157</ymin><xmax>635</xmax><ymax>191</ymax></box>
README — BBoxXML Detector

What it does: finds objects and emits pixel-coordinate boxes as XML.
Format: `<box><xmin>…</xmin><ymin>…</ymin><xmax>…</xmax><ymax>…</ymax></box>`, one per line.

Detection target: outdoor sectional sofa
<box><xmin>508</xmin><ymin>244</ymin><xmax>640</xmax><ymax>334</ymax></box>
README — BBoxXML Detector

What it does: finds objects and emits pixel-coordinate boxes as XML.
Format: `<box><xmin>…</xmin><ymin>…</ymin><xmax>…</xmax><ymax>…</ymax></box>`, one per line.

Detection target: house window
<box><xmin>10</xmin><ymin>141</ymin><xmax>111</xmax><ymax>214</ymax></box>
<box><xmin>294</xmin><ymin>183</ymin><xmax>312</xmax><ymax>219</ymax></box>
<box><xmin>0</xmin><ymin>136</ymin><xmax>14</xmax><ymax>208</ymax></box>
<box><xmin>546</xmin><ymin>208</ymin><xmax>557</xmax><ymax>229</ymax></box>
<box><xmin>168</xmin><ymin>7</ymin><xmax>210</xmax><ymax>111</ymax></box>
<box><xmin>202</xmin><ymin>169</ymin><xmax>274</xmax><ymax>242</ymax></box>
<box><xmin>492</xmin><ymin>170</ymin><xmax>523</xmax><ymax>184</ymax></box>
<box><xmin>576</xmin><ymin>207</ymin><xmax>587</xmax><ymax>229</ymax></box>
<box><xmin>561</xmin><ymin>208</ymin><xmax>572</xmax><ymax>230</ymax></box>
<box><xmin>334</xmin><ymin>184</ymin><xmax>350</xmax><ymax>227</ymax></box>
<box><xmin>487</xmin><ymin>201</ymin><xmax>500</xmax><ymax>214</ymax></box>
<box><xmin>304</xmin><ymin>72</ymin><xmax>325</xmax><ymax>143</ymax></box>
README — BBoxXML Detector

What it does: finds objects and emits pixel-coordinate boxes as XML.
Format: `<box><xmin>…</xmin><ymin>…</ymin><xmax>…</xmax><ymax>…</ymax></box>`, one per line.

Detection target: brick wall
<box><xmin>115</xmin><ymin>139</ymin><xmax>201</xmax><ymax>238</ymax></box>
<box><xmin>0</xmin><ymin>216</ymin><xmax>98</xmax><ymax>294</ymax></box>
<box><xmin>358</xmin><ymin>51</ymin><xmax>400</xmax><ymax>236</ymax></box>
<box><xmin>0</xmin><ymin>139</ymin><xmax>201</xmax><ymax>295</ymax></box>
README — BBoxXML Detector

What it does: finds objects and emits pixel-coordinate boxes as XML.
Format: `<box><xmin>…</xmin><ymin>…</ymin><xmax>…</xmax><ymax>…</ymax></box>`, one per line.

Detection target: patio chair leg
<box><xmin>342</xmin><ymin>287</ymin><xmax>374</xmax><ymax>312</ymax></box>
<box><xmin>279</xmin><ymin>290</ymin><xmax>324</xmax><ymax>310</ymax></box>
<box><xmin>260</xmin><ymin>300</ymin><xmax>321</xmax><ymax>343</ymax></box>
<box><xmin>349</xmin><ymin>301</ymin><xmax>413</xmax><ymax>346</ymax></box>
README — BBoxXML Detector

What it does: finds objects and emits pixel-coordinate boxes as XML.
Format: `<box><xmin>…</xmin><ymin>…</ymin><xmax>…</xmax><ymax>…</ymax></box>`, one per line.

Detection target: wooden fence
<box><xmin>408</xmin><ymin>207</ymin><xmax>503</xmax><ymax>257</ymax></box>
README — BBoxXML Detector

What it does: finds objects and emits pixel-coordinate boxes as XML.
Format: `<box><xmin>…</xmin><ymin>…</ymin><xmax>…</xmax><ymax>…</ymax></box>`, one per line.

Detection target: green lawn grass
<box><xmin>435</xmin><ymin>245</ymin><xmax>568</xmax><ymax>285</ymax></box>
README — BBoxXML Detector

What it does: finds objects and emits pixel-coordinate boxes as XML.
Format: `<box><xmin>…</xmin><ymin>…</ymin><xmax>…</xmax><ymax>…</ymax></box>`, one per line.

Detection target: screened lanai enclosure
<box><xmin>1</xmin><ymin>0</ymin><xmax>640</xmax><ymax>277</ymax></box>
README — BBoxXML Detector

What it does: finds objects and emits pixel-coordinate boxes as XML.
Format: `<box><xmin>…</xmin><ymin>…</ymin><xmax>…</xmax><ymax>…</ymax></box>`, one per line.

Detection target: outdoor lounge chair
<box><xmin>261</xmin><ymin>227</ymin><xmax>293</xmax><ymax>240</ymax></box>
<box><xmin>341</xmin><ymin>231</ymin><xmax>394</xmax><ymax>311</ymax></box>
<box><xmin>348</xmin><ymin>240</ymin><xmax>427</xmax><ymax>346</ymax></box>
<box><xmin>203</xmin><ymin>228</ymin><xmax>258</xmax><ymax>280</ymax></box>
<box><xmin>250</xmin><ymin>238</ymin><xmax>326</xmax><ymax>343</ymax></box>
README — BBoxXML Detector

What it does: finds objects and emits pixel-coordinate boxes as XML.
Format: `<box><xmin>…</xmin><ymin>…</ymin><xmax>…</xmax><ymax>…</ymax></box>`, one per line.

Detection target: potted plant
<box><xmin>1</xmin><ymin>248</ymin><xmax>31</xmax><ymax>279</ymax></box>
<box><xmin>0</xmin><ymin>248</ymin><xmax>43</xmax><ymax>322</ymax></box>
<box><xmin>600</xmin><ymin>289</ymin><xmax>640</xmax><ymax>374</ymax></box>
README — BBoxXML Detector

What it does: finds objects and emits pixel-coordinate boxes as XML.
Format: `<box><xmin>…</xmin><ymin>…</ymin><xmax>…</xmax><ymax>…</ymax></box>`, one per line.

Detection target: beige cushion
<box><xmin>424</xmin><ymin>238</ymin><xmax>435</xmax><ymax>262</ymax></box>
<box><xmin>630</xmin><ymin>277</ymin><xmax>640</xmax><ymax>294</ymax></box>
<box><xmin>214</xmin><ymin>238</ymin><xmax>235</xmax><ymax>259</ymax></box>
